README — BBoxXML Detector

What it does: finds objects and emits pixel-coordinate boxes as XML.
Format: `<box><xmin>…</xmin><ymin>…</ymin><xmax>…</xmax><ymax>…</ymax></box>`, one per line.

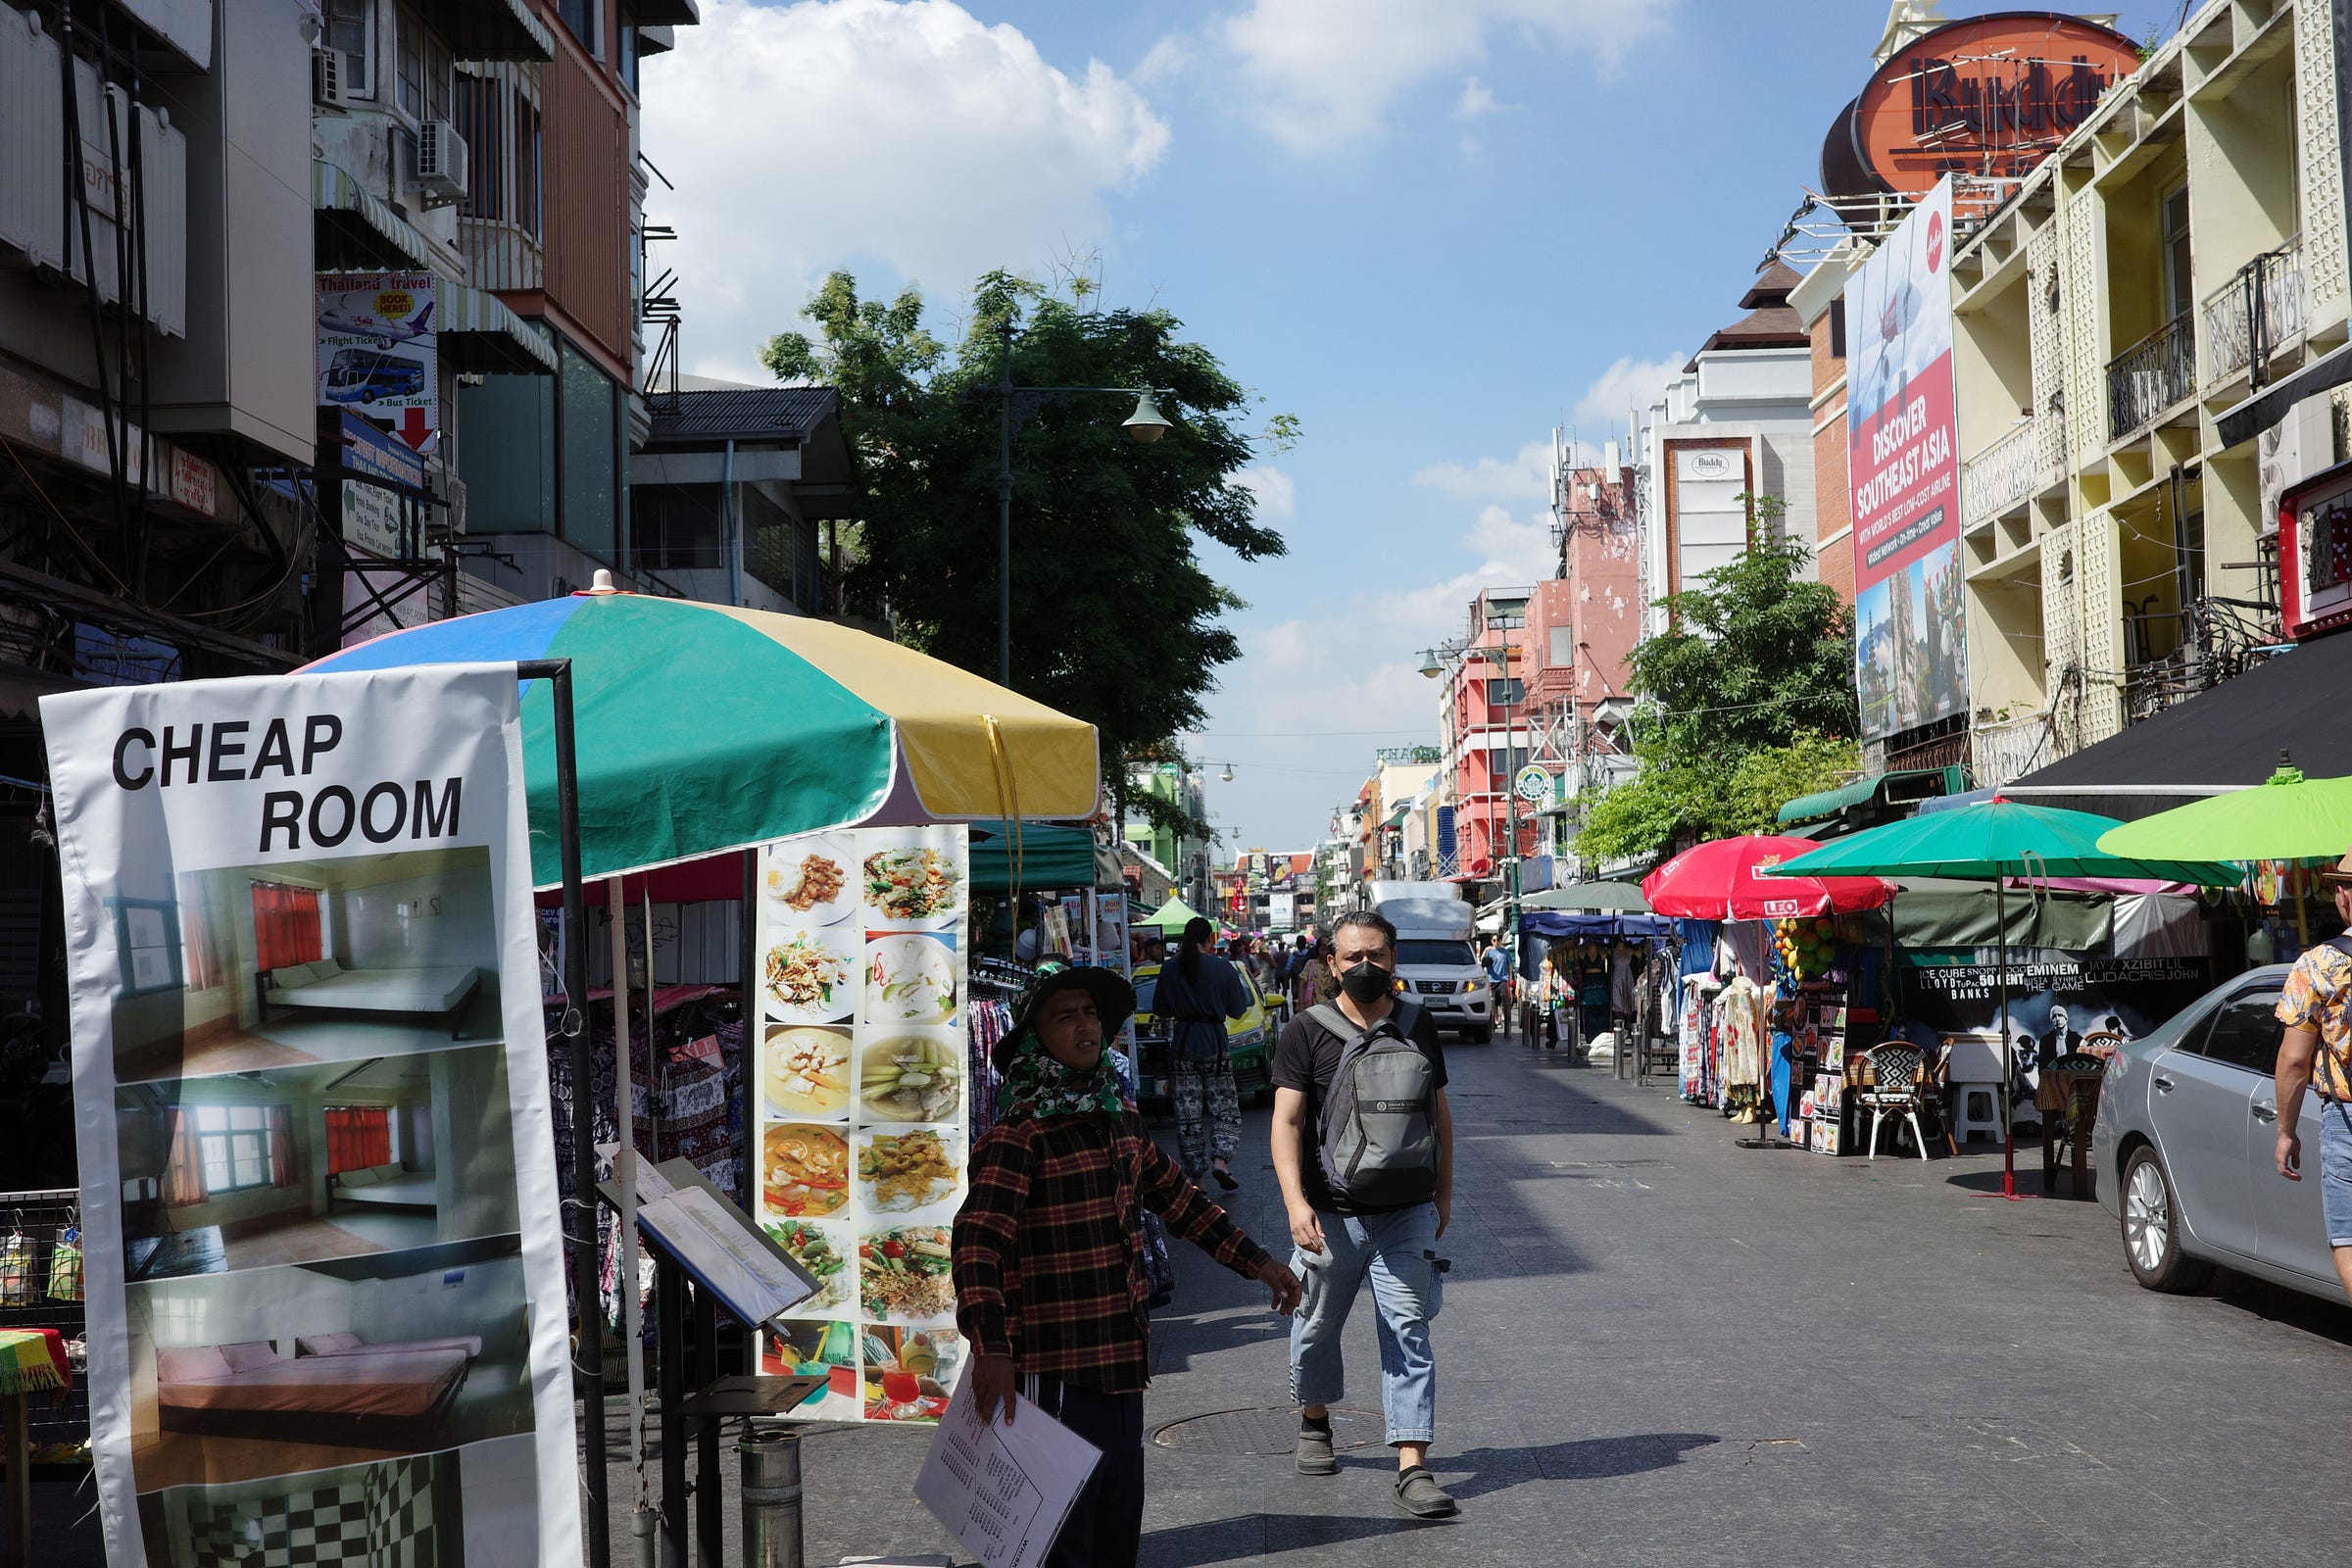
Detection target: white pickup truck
<box><xmin>1372</xmin><ymin>892</ymin><xmax>1493</xmax><ymax>1043</ymax></box>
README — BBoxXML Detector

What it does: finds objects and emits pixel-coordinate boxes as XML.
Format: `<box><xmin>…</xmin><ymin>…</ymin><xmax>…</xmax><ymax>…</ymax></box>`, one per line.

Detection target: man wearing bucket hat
<box><xmin>954</xmin><ymin>965</ymin><xmax>1300</xmax><ymax>1568</ymax></box>
<box><xmin>2274</xmin><ymin>849</ymin><xmax>2352</xmax><ymax>1300</ymax></box>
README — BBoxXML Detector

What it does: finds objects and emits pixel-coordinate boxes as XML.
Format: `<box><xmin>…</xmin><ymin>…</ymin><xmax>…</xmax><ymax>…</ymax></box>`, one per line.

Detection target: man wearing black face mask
<box><xmin>1269</xmin><ymin>910</ymin><xmax>1456</xmax><ymax>1517</ymax></box>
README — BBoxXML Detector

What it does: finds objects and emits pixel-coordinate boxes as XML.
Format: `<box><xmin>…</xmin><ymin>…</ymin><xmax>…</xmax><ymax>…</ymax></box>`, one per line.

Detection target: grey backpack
<box><xmin>1308</xmin><ymin>1001</ymin><xmax>1440</xmax><ymax>1209</ymax></box>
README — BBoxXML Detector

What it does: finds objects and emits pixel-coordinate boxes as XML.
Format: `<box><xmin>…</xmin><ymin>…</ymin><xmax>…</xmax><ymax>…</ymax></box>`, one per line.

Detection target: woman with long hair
<box><xmin>1152</xmin><ymin>916</ymin><xmax>1252</xmax><ymax>1187</ymax></box>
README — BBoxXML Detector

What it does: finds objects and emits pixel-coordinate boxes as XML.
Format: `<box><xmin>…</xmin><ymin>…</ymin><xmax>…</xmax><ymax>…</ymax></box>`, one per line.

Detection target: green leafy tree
<box><xmin>761</xmin><ymin>270</ymin><xmax>1290</xmax><ymax>819</ymax></box>
<box><xmin>1574</xmin><ymin>514</ymin><xmax>1858</xmax><ymax>863</ymax></box>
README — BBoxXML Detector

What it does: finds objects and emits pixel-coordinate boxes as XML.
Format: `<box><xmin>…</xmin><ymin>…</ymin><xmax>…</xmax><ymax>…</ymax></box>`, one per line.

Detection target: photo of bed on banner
<box><xmin>754</xmin><ymin>826</ymin><xmax>970</xmax><ymax>1423</ymax></box>
<box><xmin>1848</xmin><ymin>172</ymin><xmax>1969</xmax><ymax>741</ymax></box>
<box><xmin>40</xmin><ymin>663</ymin><xmax>579</xmax><ymax>1568</ymax></box>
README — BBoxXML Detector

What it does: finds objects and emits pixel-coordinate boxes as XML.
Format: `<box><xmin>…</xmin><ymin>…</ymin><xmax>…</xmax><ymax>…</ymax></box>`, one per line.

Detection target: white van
<box><xmin>1373</xmin><ymin>894</ymin><xmax>1492</xmax><ymax>1043</ymax></box>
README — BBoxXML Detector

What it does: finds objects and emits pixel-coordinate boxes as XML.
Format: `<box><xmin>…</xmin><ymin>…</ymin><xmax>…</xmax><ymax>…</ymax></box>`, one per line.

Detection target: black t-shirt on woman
<box><xmin>1270</xmin><ymin>1003</ymin><xmax>1446</xmax><ymax>1215</ymax></box>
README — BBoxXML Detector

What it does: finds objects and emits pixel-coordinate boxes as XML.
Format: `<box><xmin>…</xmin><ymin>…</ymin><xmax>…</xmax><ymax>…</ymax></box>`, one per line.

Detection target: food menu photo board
<box><xmin>754</xmin><ymin>825</ymin><xmax>970</xmax><ymax>1423</ymax></box>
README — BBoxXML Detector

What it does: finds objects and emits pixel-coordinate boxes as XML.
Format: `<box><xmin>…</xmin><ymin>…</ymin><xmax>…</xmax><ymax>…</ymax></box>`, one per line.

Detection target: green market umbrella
<box><xmin>2097</xmin><ymin>752</ymin><xmax>2352</xmax><ymax>863</ymax></box>
<box><xmin>1142</xmin><ymin>895</ymin><xmax>1207</xmax><ymax>931</ymax></box>
<box><xmin>1769</xmin><ymin>799</ymin><xmax>2242</xmax><ymax>1197</ymax></box>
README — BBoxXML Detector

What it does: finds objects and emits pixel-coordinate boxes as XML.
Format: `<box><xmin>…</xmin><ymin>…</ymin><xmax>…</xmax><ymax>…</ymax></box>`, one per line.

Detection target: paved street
<box><xmin>758</xmin><ymin>1031</ymin><xmax>2352</xmax><ymax>1568</ymax></box>
<box><xmin>38</xmin><ymin>1029</ymin><xmax>2352</xmax><ymax>1566</ymax></box>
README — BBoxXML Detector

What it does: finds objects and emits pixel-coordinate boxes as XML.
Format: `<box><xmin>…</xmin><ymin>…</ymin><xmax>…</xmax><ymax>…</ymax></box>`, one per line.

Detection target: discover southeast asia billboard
<box><xmin>1848</xmin><ymin>175</ymin><xmax>1967</xmax><ymax>742</ymax></box>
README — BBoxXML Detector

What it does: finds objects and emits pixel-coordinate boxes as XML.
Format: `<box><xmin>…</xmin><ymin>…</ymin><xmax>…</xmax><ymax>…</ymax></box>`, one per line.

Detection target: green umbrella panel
<box><xmin>2096</xmin><ymin>755</ymin><xmax>2352</xmax><ymax>863</ymax></box>
<box><xmin>1763</xmin><ymin>800</ymin><xmax>2242</xmax><ymax>886</ymax></box>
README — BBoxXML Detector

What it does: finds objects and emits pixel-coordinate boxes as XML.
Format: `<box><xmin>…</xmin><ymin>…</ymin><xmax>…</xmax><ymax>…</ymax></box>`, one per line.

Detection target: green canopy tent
<box><xmin>1769</xmin><ymin>800</ymin><xmax>2240</xmax><ymax>1197</ymax></box>
<box><xmin>1142</xmin><ymin>895</ymin><xmax>1207</xmax><ymax>932</ymax></box>
<box><xmin>968</xmin><ymin>822</ymin><xmax>1120</xmax><ymax>892</ymax></box>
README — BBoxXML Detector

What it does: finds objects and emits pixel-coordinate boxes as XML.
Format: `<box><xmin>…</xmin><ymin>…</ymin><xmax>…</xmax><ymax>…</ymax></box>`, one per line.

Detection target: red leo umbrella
<box><xmin>1641</xmin><ymin>834</ymin><xmax>1893</xmax><ymax>921</ymax></box>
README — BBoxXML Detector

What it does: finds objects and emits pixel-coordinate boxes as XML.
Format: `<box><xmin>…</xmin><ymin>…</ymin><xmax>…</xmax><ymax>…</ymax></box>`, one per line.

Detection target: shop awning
<box><xmin>433</xmin><ymin>277</ymin><xmax>559</xmax><ymax>375</ymax></box>
<box><xmin>430</xmin><ymin>0</ymin><xmax>554</xmax><ymax>61</ymax></box>
<box><xmin>314</xmin><ymin>161</ymin><xmax>436</xmax><ymax>272</ymax></box>
<box><xmin>1777</xmin><ymin>766</ymin><xmax>1960</xmax><ymax>825</ymax></box>
<box><xmin>2004</xmin><ymin>630</ymin><xmax>2350</xmax><ymax>821</ymax></box>
<box><xmin>968</xmin><ymin>823</ymin><xmax>1114</xmax><ymax>892</ymax></box>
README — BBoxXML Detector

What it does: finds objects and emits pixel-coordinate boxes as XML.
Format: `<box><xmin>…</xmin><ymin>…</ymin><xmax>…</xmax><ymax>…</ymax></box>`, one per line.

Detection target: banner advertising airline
<box><xmin>1848</xmin><ymin>175</ymin><xmax>1968</xmax><ymax>741</ymax></box>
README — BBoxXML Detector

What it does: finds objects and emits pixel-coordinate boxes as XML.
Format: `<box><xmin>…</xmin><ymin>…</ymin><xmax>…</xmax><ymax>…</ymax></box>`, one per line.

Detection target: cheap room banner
<box><xmin>42</xmin><ymin>664</ymin><xmax>579</xmax><ymax>1568</ymax></box>
<box><xmin>752</xmin><ymin>825</ymin><xmax>969</xmax><ymax>1423</ymax></box>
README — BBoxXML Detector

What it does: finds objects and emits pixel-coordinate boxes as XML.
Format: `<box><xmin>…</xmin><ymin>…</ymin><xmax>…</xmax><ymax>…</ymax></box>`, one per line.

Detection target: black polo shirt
<box><xmin>1270</xmin><ymin>1001</ymin><xmax>1446</xmax><ymax>1215</ymax></box>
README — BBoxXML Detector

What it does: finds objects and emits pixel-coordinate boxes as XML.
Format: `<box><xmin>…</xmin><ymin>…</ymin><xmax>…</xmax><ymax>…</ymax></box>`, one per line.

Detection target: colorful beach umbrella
<box><xmin>2096</xmin><ymin>753</ymin><xmax>2352</xmax><ymax>863</ymax></box>
<box><xmin>1640</xmin><ymin>834</ymin><xmax>1893</xmax><ymax>921</ymax></box>
<box><xmin>307</xmin><ymin>578</ymin><xmax>1101</xmax><ymax>886</ymax></box>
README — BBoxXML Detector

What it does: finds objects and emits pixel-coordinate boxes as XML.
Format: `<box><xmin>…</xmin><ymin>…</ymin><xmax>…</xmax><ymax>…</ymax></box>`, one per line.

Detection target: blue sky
<box><xmin>641</xmin><ymin>0</ymin><xmax>2171</xmax><ymax>855</ymax></box>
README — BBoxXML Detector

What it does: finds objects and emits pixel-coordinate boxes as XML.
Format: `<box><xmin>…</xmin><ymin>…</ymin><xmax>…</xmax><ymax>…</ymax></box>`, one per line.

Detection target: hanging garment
<box><xmin>1719</xmin><ymin>977</ymin><xmax>1767</xmax><ymax>1096</ymax></box>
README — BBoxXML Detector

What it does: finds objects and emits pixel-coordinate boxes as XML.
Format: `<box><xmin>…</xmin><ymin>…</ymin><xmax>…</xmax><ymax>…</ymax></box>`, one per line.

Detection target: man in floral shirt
<box><xmin>2274</xmin><ymin>852</ymin><xmax>2352</xmax><ymax>1300</ymax></box>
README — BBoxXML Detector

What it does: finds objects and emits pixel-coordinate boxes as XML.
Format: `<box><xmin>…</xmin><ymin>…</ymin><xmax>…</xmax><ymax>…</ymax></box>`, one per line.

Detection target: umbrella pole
<box><xmin>1998</xmin><ymin>878</ymin><xmax>2016</xmax><ymax>1200</ymax></box>
<box><xmin>531</xmin><ymin>658</ymin><xmax>610</xmax><ymax>1568</ymax></box>
<box><xmin>609</xmin><ymin>878</ymin><xmax>650</xmax><ymax>1525</ymax></box>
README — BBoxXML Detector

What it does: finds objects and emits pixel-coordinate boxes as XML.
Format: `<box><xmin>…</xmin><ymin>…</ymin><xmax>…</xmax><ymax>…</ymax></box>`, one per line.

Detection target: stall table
<box><xmin>0</xmin><ymin>1328</ymin><xmax>69</xmax><ymax>1567</ymax></box>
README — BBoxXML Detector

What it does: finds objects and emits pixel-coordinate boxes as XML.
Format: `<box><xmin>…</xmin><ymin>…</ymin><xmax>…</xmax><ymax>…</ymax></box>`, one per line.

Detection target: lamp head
<box><xmin>1123</xmin><ymin>390</ymin><xmax>1172</xmax><ymax>444</ymax></box>
<box><xmin>1220</xmin><ymin>763</ymin><xmax>1235</xmax><ymax>783</ymax></box>
<box><xmin>1418</xmin><ymin>649</ymin><xmax>1444</xmax><ymax>679</ymax></box>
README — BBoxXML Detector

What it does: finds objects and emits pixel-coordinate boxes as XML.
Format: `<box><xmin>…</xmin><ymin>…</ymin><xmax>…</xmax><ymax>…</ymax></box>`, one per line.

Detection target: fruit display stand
<box><xmin>1772</xmin><ymin>916</ymin><xmax>1884</xmax><ymax>1155</ymax></box>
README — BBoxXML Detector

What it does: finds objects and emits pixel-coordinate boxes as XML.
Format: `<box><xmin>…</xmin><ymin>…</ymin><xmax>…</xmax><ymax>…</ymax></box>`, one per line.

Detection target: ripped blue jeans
<box><xmin>1289</xmin><ymin>1202</ymin><xmax>1442</xmax><ymax>1446</ymax></box>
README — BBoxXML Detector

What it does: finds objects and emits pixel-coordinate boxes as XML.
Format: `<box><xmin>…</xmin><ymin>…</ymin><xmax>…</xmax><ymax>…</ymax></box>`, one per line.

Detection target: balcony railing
<box><xmin>2119</xmin><ymin>595</ymin><xmax>2287</xmax><ymax>725</ymax></box>
<box><xmin>2107</xmin><ymin>311</ymin><xmax>2196</xmax><ymax>441</ymax></box>
<box><xmin>2201</xmin><ymin>233</ymin><xmax>2305</xmax><ymax>390</ymax></box>
<box><xmin>1960</xmin><ymin>417</ymin><xmax>2038</xmax><ymax>526</ymax></box>
<box><xmin>1972</xmin><ymin>709</ymin><xmax>2053</xmax><ymax>792</ymax></box>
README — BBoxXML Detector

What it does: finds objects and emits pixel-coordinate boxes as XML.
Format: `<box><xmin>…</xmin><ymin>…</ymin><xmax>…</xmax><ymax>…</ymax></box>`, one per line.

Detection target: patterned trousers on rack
<box><xmin>1172</xmin><ymin>1054</ymin><xmax>1241</xmax><ymax>1173</ymax></box>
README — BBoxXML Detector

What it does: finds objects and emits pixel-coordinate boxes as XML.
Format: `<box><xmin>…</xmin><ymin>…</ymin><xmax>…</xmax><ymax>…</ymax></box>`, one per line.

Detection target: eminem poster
<box><xmin>42</xmin><ymin>665</ymin><xmax>579</xmax><ymax>1567</ymax></box>
<box><xmin>1849</xmin><ymin>175</ymin><xmax>1968</xmax><ymax>741</ymax></box>
<box><xmin>1898</xmin><ymin>949</ymin><xmax>2215</xmax><ymax>1093</ymax></box>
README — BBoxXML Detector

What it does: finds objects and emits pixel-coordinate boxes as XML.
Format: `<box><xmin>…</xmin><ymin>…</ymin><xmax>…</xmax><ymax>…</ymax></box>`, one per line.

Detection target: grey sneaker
<box><xmin>1395</xmin><ymin>1465</ymin><xmax>1457</xmax><ymax>1518</ymax></box>
<box><xmin>1295</xmin><ymin>1419</ymin><xmax>1337</xmax><ymax>1476</ymax></box>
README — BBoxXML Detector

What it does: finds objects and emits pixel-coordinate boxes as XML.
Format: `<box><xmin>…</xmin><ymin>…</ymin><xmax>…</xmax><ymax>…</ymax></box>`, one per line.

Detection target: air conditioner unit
<box><xmin>414</xmin><ymin>119</ymin><xmax>468</xmax><ymax>207</ymax></box>
<box><xmin>310</xmin><ymin>48</ymin><xmax>345</xmax><ymax>109</ymax></box>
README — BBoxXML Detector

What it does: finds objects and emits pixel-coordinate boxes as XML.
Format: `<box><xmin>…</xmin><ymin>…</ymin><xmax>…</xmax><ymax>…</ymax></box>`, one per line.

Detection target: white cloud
<box><xmin>1455</xmin><ymin>76</ymin><xmax>1499</xmax><ymax>118</ymax></box>
<box><xmin>1572</xmin><ymin>354</ymin><xmax>1685</xmax><ymax>437</ymax></box>
<box><xmin>1207</xmin><ymin>0</ymin><xmax>1675</xmax><ymax>153</ymax></box>
<box><xmin>642</xmin><ymin>0</ymin><xmax>1170</xmax><ymax>378</ymax></box>
<box><xmin>1236</xmin><ymin>464</ymin><xmax>1297</xmax><ymax>520</ymax></box>
<box><xmin>1412</xmin><ymin>438</ymin><xmax>1551</xmax><ymax>501</ymax></box>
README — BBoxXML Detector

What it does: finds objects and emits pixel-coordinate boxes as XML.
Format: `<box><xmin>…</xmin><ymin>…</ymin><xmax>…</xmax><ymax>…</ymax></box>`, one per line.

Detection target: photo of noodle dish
<box><xmin>762</xmin><ymin>1124</ymin><xmax>850</xmax><ymax>1219</ymax></box>
<box><xmin>863</xmin><ymin>934</ymin><xmax>956</xmax><ymax>1026</ymax></box>
<box><xmin>764</xmin><ymin>834</ymin><xmax>855</xmax><ymax>926</ymax></box>
<box><xmin>763</xmin><ymin>928</ymin><xmax>856</xmax><ymax>1023</ymax></box>
<box><xmin>860</xmin><ymin>839</ymin><xmax>961</xmax><ymax>926</ymax></box>
<box><xmin>764</xmin><ymin>1026</ymin><xmax>851</xmax><ymax>1119</ymax></box>
<box><xmin>856</xmin><ymin>1033</ymin><xmax>961</xmax><ymax>1124</ymax></box>
<box><xmin>856</xmin><ymin>1127</ymin><xmax>960</xmax><ymax>1214</ymax></box>
<box><xmin>858</xmin><ymin>1225</ymin><xmax>955</xmax><ymax>1323</ymax></box>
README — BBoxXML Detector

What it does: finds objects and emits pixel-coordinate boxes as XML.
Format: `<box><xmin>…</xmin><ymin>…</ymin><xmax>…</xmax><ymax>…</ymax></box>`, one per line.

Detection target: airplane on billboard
<box><xmin>318</xmin><ymin>298</ymin><xmax>435</xmax><ymax>347</ymax></box>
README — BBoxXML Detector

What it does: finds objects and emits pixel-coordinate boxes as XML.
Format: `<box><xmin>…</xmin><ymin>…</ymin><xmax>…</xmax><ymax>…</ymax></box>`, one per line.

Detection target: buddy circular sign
<box><xmin>1513</xmin><ymin>764</ymin><xmax>1552</xmax><ymax>804</ymax></box>
<box><xmin>1840</xmin><ymin>14</ymin><xmax>2138</xmax><ymax>202</ymax></box>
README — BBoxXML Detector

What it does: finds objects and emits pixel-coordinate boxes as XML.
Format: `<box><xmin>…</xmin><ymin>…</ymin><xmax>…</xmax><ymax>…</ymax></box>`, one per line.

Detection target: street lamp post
<box><xmin>995</xmin><ymin>319</ymin><xmax>1173</xmax><ymax>687</ymax></box>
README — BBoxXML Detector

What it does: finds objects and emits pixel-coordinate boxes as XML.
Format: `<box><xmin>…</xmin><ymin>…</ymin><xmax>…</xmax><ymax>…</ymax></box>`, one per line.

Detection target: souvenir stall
<box><xmin>1641</xmin><ymin>836</ymin><xmax>1893</xmax><ymax>1134</ymax></box>
<box><xmin>1515</xmin><ymin>910</ymin><xmax>1672</xmax><ymax>1060</ymax></box>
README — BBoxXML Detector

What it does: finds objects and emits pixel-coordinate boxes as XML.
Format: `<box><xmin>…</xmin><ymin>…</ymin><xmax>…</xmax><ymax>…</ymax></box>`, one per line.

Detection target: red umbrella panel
<box><xmin>1641</xmin><ymin>834</ymin><xmax>1893</xmax><ymax>921</ymax></box>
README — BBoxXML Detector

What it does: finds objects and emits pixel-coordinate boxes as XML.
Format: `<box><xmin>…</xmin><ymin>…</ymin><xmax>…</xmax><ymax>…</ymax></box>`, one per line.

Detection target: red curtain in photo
<box><xmin>324</xmin><ymin>1107</ymin><xmax>390</xmax><ymax>1174</ymax></box>
<box><xmin>268</xmin><ymin>1106</ymin><xmax>295</xmax><ymax>1188</ymax></box>
<box><xmin>160</xmin><ymin>1109</ymin><xmax>206</xmax><ymax>1206</ymax></box>
<box><xmin>250</xmin><ymin>882</ymin><xmax>323</xmax><ymax>972</ymax></box>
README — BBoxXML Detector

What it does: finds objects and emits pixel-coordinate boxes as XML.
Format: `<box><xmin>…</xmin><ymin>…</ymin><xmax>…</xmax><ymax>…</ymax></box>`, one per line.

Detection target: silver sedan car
<box><xmin>2091</xmin><ymin>963</ymin><xmax>2343</xmax><ymax>1300</ymax></box>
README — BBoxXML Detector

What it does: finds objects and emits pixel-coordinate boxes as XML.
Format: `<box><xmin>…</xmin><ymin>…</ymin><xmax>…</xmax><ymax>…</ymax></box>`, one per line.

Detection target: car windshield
<box><xmin>1396</xmin><ymin>940</ymin><xmax>1475</xmax><ymax>968</ymax></box>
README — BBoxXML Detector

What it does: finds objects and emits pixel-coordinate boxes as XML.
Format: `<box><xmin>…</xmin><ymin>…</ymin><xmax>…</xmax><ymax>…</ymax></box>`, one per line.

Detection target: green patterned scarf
<box><xmin>994</xmin><ymin>1027</ymin><xmax>1125</xmax><ymax>1121</ymax></box>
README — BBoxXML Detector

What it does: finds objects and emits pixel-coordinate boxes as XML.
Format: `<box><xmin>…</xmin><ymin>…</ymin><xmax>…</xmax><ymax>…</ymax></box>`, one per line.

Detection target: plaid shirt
<box><xmin>953</xmin><ymin>1111</ymin><xmax>1270</xmax><ymax>1394</ymax></box>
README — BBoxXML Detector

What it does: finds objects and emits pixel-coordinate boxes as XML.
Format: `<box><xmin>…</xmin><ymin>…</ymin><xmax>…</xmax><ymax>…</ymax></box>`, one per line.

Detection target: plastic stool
<box><xmin>1947</xmin><ymin>1083</ymin><xmax>2003</xmax><ymax>1145</ymax></box>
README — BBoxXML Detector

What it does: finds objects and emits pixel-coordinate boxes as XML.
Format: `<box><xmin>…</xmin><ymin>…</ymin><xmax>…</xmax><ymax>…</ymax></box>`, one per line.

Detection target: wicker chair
<box><xmin>1858</xmin><ymin>1044</ymin><xmax>1932</xmax><ymax>1162</ymax></box>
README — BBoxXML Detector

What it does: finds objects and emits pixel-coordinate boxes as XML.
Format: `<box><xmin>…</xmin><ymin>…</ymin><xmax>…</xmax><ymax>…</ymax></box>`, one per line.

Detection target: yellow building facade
<box><xmin>1949</xmin><ymin>0</ymin><xmax>2349</xmax><ymax>786</ymax></box>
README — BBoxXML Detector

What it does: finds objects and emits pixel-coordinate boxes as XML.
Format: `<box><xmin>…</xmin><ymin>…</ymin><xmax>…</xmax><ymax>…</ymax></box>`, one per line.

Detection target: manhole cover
<box><xmin>1151</xmin><ymin>1406</ymin><xmax>1384</xmax><ymax>1455</ymax></box>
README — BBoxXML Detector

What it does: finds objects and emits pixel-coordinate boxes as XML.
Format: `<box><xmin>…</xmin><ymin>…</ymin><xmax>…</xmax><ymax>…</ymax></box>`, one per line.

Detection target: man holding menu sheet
<box><xmin>954</xmin><ymin>966</ymin><xmax>1300</xmax><ymax>1568</ymax></box>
